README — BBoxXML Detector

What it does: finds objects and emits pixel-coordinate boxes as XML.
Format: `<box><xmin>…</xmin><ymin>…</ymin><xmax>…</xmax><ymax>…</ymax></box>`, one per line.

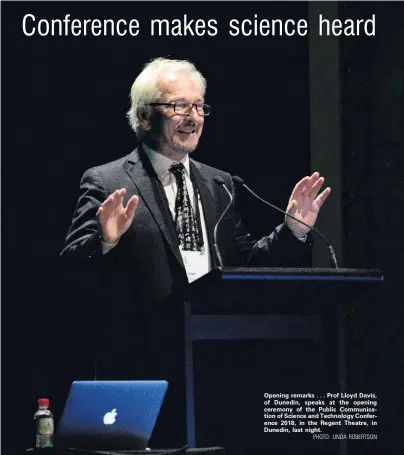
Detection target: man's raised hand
<box><xmin>96</xmin><ymin>188</ymin><xmax>139</xmax><ymax>244</ymax></box>
<box><xmin>285</xmin><ymin>172</ymin><xmax>331</xmax><ymax>238</ymax></box>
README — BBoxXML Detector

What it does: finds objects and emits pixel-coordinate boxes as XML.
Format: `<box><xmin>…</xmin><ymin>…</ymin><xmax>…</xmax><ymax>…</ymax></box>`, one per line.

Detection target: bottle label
<box><xmin>38</xmin><ymin>417</ymin><xmax>54</xmax><ymax>435</ymax></box>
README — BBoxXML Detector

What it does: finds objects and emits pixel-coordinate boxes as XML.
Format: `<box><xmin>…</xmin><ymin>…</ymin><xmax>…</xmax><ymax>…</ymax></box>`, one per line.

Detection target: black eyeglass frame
<box><xmin>147</xmin><ymin>102</ymin><xmax>211</xmax><ymax>116</ymax></box>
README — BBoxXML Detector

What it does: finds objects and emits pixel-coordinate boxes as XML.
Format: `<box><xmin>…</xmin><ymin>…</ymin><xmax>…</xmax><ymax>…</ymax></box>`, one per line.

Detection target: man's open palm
<box><xmin>97</xmin><ymin>188</ymin><xmax>139</xmax><ymax>244</ymax></box>
<box><xmin>285</xmin><ymin>172</ymin><xmax>331</xmax><ymax>238</ymax></box>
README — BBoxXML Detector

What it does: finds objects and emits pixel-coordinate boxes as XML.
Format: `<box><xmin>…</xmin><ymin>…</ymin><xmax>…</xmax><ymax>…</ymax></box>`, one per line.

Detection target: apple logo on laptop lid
<box><xmin>103</xmin><ymin>409</ymin><xmax>117</xmax><ymax>425</ymax></box>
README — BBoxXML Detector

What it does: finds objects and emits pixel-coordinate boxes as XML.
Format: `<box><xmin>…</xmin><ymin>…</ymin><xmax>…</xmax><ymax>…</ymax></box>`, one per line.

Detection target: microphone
<box><xmin>213</xmin><ymin>176</ymin><xmax>234</xmax><ymax>268</ymax></box>
<box><xmin>232</xmin><ymin>175</ymin><xmax>339</xmax><ymax>268</ymax></box>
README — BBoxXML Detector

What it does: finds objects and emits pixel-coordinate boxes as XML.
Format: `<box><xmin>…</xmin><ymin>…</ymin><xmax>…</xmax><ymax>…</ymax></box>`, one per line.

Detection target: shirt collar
<box><xmin>142</xmin><ymin>143</ymin><xmax>190</xmax><ymax>179</ymax></box>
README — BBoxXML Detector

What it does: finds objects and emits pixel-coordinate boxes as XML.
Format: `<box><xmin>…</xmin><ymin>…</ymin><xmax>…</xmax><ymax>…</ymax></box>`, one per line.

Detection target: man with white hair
<box><xmin>61</xmin><ymin>57</ymin><xmax>330</xmax><ymax>447</ymax></box>
<box><xmin>62</xmin><ymin>57</ymin><xmax>330</xmax><ymax>285</ymax></box>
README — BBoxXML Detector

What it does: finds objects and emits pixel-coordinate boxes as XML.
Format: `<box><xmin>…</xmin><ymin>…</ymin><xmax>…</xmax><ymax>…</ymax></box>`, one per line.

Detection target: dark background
<box><xmin>2</xmin><ymin>1</ymin><xmax>403</xmax><ymax>454</ymax></box>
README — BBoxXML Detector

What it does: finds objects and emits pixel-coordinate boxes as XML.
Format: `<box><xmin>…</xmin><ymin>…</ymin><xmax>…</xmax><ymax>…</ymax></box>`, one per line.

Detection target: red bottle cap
<box><xmin>38</xmin><ymin>398</ymin><xmax>50</xmax><ymax>407</ymax></box>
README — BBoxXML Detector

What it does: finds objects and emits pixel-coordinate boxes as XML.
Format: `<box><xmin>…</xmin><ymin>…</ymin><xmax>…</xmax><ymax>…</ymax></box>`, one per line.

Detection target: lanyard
<box><xmin>184</xmin><ymin>169</ymin><xmax>205</xmax><ymax>253</ymax></box>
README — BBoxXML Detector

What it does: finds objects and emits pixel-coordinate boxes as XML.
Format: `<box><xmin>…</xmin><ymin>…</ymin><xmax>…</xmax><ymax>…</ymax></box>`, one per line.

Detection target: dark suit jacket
<box><xmin>61</xmin><ymin>146</ymin><xmax>311</xmax><ymax>305</ymax></box>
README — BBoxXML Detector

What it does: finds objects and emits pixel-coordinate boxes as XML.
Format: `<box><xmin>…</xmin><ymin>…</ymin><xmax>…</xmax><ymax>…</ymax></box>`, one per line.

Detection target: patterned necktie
<box><xmin>170</xmin><ymin>163</ymin><xmax>203</xmax><ymax>252</ymax></box>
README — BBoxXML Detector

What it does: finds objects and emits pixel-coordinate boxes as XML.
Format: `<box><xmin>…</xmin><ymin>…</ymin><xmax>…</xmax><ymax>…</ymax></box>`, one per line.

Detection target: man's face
<box><xmin>149</xmin><ymin>71</ymin><xmax>205</xmax><ymax>159</ymax></box>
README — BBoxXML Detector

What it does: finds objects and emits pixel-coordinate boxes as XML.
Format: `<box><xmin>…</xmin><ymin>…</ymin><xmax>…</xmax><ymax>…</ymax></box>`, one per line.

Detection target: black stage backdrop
<box><xmin>340</xmin><ymin>2</ymin><xmax>404</xmax><ymax>452</ymax></box>
<box><xmin>2</xmin><ymin>1</ymin><xmax>403</xmax><ymax>454</ymax></box>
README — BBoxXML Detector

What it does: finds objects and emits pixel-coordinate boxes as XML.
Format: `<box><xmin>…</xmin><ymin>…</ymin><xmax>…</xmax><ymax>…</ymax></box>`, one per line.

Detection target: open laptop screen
<box><xmin>55</xmin><ymin>380</ymin><xmax>168</xmax><ymax>450</ymax></box>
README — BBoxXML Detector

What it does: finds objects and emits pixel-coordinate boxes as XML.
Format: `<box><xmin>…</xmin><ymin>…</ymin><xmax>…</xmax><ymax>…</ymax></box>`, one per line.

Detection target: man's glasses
<box><xmin>147</xmin><ymin>102</ymin><xmax>211</xmax><ymax>116</ymax></box>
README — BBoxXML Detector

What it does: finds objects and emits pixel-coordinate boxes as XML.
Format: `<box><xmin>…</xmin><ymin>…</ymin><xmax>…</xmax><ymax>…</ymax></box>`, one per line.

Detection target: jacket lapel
<box><xmin>124</xmin><ymin>148</ymin><xmax>185</xmax><ymax>268</ymax></box>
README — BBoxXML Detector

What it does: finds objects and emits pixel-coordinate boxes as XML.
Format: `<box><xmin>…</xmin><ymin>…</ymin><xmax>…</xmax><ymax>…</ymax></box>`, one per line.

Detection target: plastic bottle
<box><xmin>34</xmin><ymin>398</ymin><xmax>54</xmax><ymax>448</ymax></box>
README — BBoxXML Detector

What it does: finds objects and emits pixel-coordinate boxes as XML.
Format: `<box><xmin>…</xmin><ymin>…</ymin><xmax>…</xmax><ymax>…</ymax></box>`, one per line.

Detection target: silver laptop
<box><xmin>55</xmin><ymin>380</ymin><xmax>168</xmax><ymax>450</ymax></box>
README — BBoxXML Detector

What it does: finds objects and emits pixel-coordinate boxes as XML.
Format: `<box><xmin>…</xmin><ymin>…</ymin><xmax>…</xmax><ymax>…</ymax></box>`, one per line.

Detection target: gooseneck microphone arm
<box><xmin>232</xmin><ymin>176</ymin><xmax>339</xmax><ymax>269</ymax></box>
<box><xmin>213</xmin><ymin>176</ymin><xmax>234</xmax><ymax>269</ymax></box>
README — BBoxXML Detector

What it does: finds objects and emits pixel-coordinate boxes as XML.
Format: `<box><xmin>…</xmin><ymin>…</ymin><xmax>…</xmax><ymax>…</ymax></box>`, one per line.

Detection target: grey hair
<box><xmin>126</xmin><ymin>57</ymin><xmax>207</xmax><ymax>139</ymax></box>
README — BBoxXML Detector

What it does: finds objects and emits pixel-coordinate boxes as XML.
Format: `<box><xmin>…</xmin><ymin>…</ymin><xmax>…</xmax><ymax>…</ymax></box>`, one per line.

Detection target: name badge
<box><xmin>182</xmin><ymin>250</ymin><xmax>209</xmax><ymax>283</ymax></box>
